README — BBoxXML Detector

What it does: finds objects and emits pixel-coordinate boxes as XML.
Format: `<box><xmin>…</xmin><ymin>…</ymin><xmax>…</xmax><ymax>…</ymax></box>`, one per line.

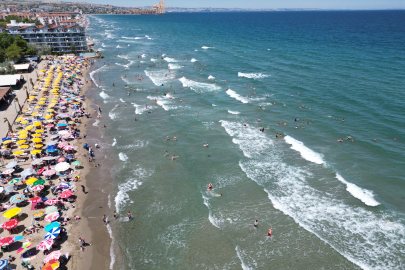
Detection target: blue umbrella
<box><xmin>1</xmin><ymin>137</ymin><xmax>11</xmax><ymax>141</ymax></box>
<box><xmin>38</xmin><ymin>118</ymin><xmax>46</xmax><ymax>121</ymax></box>
<box><xmin>0</xmin><ymin>259</ymin><xmax>8</xmax><ymax>270</ymax></box>
<box><xmin>46</xmin><ymin>145</ymin><xmax>56</xmax><ymax>150</ymax></box>
<box><xmin>47</xmin><ymin>149</ymin><xmax>57</xmax><ymax>153</ymax></box>
<box><xmin>57</xmin><ymin>124</ymin><xmax>67</xmax><ymax>127</ymax></box>
<box><xmin>66</xmin><ymin>155</ymin><xmax>73</xmax><ymax>159</ymax></box>
<box><xmin>44</xmin><ymin>227</ymin><xmax>60</xmax><ymax>239</ymax></box>
<box><xmin>44</xmin><ymin>222</ymin><xmax>60</xmax><ymax>232</ymax></box>
<box><xmin>10</xmin><ymin>194</ymin><xmax>25</xmax><ymax>203</ymax></box>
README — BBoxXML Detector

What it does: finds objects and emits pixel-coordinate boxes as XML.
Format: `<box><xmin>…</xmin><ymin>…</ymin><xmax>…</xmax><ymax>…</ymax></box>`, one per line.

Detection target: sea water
<box><xmin>85</xmin><ymin>11</ymin><xmax>405</xmax><ymax>270</ymax></box>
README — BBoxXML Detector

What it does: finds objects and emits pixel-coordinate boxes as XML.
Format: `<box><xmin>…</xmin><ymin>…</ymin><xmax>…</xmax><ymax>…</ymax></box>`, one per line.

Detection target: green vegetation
<box><xmin>0</xmin><ymin>62</ymin><xmax>16</xmax><ymax>75</ymax></box>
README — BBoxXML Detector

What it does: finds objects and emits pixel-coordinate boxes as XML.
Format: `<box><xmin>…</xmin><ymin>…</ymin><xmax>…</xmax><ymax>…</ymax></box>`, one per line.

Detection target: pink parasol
<box><xmin>43</xmin><ymin>169</ymin><xmax>56</xmax><ymax>176</ymax></box>
<box><xmin>46</xmin><ymin>124</ymin><xmax>54</xmax><ymax>128</ymax></box>
<box><xmin>29</xmin><ymin>197</ymin><xmax>43</xmax><ymax>203</ymax></box>
<box><xmin>0</xmin><ymin>237</ymin><xmax>14</xmax><ymax>247</ymax></box>
<box><xmin>60</xmin><ymin>190</ymin><xmax>73</xmax><ymax>198</ymax></box>
<box><xmin>43</xmin><ymin>250</ymin><xmax>61</xmax><ymax>264</ymax></box>
<box><xmin>57</xmin><ymin>142</ymin><xmax>67</xmax><ymax>148</ymax></box>
<box><xmin>44</xmin><ymin>212</ymin><xmax>59</xmax><ymax>222</ymax></box>
<box><xmin>36</xmin><ymin>239</ymin><xmax>54</xmax><ymax>250</ymax></box>
<box><xmin>31</xmin><ymin>185</ymin><xmax>44</xmax><ymax>191</ymax></box>
<box><xmin>44</xmin><ymin>198</ymin><xmax>59</xmax><ymax>205</ymax></box>
<box><xmin>57</xmin><ymin>157</ymin><xmax>66</xmax><ymax>163</ymax></box>
<box><xmin>63</xmin><ymin>145</ymin><xmax>74</xmax><ymax>151</ymax></box>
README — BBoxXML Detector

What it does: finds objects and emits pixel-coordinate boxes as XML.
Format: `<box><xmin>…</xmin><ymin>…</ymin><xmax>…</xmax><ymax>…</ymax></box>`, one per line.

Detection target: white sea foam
<box><xmin>102</xmin><ymin>43</ymin><xmax>107</xmax><ymax>47</ymax></box>
<box><xmin>115</xmin><ymin>60</ymin><xmax>134</xmax><ymax>69</ymax></box>
<box><xmin>106</xmin><ymin>219</ymin><xmax>115</xmax><ymax>269</ymax></box>
<box><xmin>96</xmin><ymin>48</ymin><xmax>104</xmax><ymax>51</ymax></box>
<box><xmin>118</xmin><ymin>152</ymin><xmax>128</xmax><ymax>162</ymax></box>
<box><xmin>141</xmin><ymin>54</ymin><xmax>146</xmax><ymax>58</ymax></box>
<box><xmin>109</xmin><ymin>111</ymin><xmax>118</xmax><ymax>120</ymax></box>
<box><xmin>208</xmin><ymin>75</ymin><xmax>215</xmax><ymax>80</ymax></box>
<box><xmin>228</xmin><ymin>110</ymin><xmax>240</xmax><ymax>115</ymax></box>
<box><xmin>236</xmin><ymin>246</ymin><xmax>256</xmax><ymax>270</ymax></box>
<box><xmin>132</xmin><ymin>103</ymin><xmax>148</xmax><ymax>115</ymax></box>
<box><xmin>163</xmin><ymin>57</ymin><xmax>178</xmax><ymax>63</ymax></box>
<box><xmin>146</xmin><ymin>95</ymin><xmax>177</xmax><ymax>111</ymax></box>
<box><xmin>226</xmin><ymin>89</ymin><xmax>249</xmax><ymax>104</ymax></box>
<box><xmin>284</xmin><ymin>135</ymin><xmax>325</xmax><ymax>165</ymax></box>
<box><xmin>202</xmin><ymin>194</ymin><xmax>221</xmax><ymax>228</ymax></box>
<box><xmin>150</xmin><ymin>58</ymin><xmax>157</xmax><ymax>62</ymax></box>
<box><xmin>168</xmin><ymin>63</ymin><xmax>181</xmax><ymax>70</ymax></box>
<box><xmin>238</xmin><ymin>72</ymin><xmax>269</xmax><ymax>79</ymax></box>
<box><xmin>191</xmin><ymin>58</ymin><xmax>197</xmax><ymax>62</ymax></box>
<box><xmin>335</xmin><ymin>173</ymin><xmax>380</xmax><ymax>207</ymax></box>
<box><xmin>116</xmin><ymin>45</ymin><xmax>122</xmax><ymax>48</ymax></box>
<box><xmin>220</xmin><ymin>120</ymin><xmax>405</xmax><ymax>270</ymax></box>
<box><xmin>179</xmin><ymin>77</ymin><xmax>221</xmax><ymax>92</ymax></box>
<box><xmin>92</xmin><ymin>119</ymin><xmax>100</xmax><ymax>126</ymax></box>
<box><xmin>144</xmin><ymin>70</ymin><xmax>176</xmax><ymax>86</ymax></box>
<box><xmin>112</xmin><ymin>138</ymin><xmax>117</xmax><ymax>147</ymax></box>
<box><xmin>99</xmin><ymin>91</ymin><xmax>109</xmax><ymax>100</ymax></box>
<box><xmin>212</xmin><ymin>104</ymin><xmax>217</xmax><ymax>106</ymax></box>
<box><xmin>202</xmin><ymin>46</ymin><xmax>213</xmax><ymax>49</ymax></box>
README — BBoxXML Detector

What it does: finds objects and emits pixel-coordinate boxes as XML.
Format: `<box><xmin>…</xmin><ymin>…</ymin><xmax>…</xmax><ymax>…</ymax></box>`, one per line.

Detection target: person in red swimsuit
<box><xmin>268</xmin><ymin>228</ymin><xmax>272</xmax><ymax>237</ymax></box>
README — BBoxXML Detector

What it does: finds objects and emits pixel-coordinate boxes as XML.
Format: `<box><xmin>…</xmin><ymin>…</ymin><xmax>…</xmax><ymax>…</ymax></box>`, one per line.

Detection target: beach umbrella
<box><xmin>46</xmin><ymin>124</ymin><xmax>54</xmax><ymax>128</ymax></box>
<box><xmin>42</xmin><ymin>262</ymin><xmax>59</xmax><ymax>270</ymax></box>
<box><xmin>0</xmin><ymin>237</ymin><xmax>14</xmax><ymax>247</ymax></box>
<box><xmin>20</xmin><ymin>120</ymin><xmax>29</xmax><ymax>124</ymax></box>
<box><xmin>3</xmin><ymin>208</ymin><xmax>21</xmax><ymax>218</ymax></box>
<box><xmin>59</xmin><ymin>183</ymin><xmax>71</xmax><ymax>189</ymax></box>
<box><xmin>34</xmin><ymin>144</ymin><xmax>44</xmax><ymax>148</ymax></box>
<box><xmin>55</xmin><ymin>162</ymin><xmax>70</xmax><ymax>171</ymax></box>
<box><xmin>2</xmin><ymin>140</ymin><xmax>12</xmax><ymax>144</ymax></box>
<box><xmin>36</xmin><ymin>239</ymin><xmax>53</xmax><ymax>250</ymax></box>
<box><xmin>50</xmin><ymin>135</ymin><xmax>59</xmax><ymax>139</ymax></box>
<box><xmin>1</xmin><ymin>137</ymin><xmax>11</xmax><ymax>141</ymax></box>
<box><xmin>26</xmin><ymin>177</ymin><xmax>39</xmax><ymax>185</ymax></box>
<box><xmin>10</xmin><ymin>194</ymin><xmax>25</xmax><ymax>204</ymax></box>
<box><xmin>2</xmin><ymin>169</ymin><xmax>14</xmax><ymax>175</ymax></box>
<box><xmin>46</xmin><ymin>149</ymin><xmax>57</xmax><ymax>153</ymax></box>
<box><xmin>44</xmin><ymin>222</ymin><xmax>60</xmax><ymax>232</ymax></box>
<box><xmin>33</xmin><ymin>138</ymin><xmax>42</xmax><ymax>143</ymax></box>
<box><xmin>2</xmin><ymin>219</ymin><xmax>18</xmax><ymax>229</ymax></box>
<box><xmin>33</xmin><ymin>179</ymin><xmax>45</xmax><ymax>186</ymax></box>
<box><xmin>44</xmin><ymin>212</ymin><xmax>59</xmax><ymax>222</ymax></box>
<box><xmin>60</xmin><ymin>190</ymin><xmax>73</xmax><ymax>198</ymax></box>
<box><xmin>21</xmin><ymin>168</ymin><xmax>35</xmax><ymax>177</ymax></box>
<box><xmin>44</xmin><ymin>198</ymin><xmax>59</xmax><ymax>206</ymax></box>
<box><xmin>31</xmin><ymin>159</ymin><xmax>43</xmax><ymax>165</ymax></box>
<box><xmin>33</xmin><ymin>210</ymin><xmax>45</xmax><ymax>218</ymax></box>
<box><xmin>18</xmin><ymin>134</ymin><xmax>27</xmax><ymax>139</ymax></box>
<box><xmin>32</xmin><ymin>134</ymin><xmax>42</xmax><ymax>137</ymax></box>
<box><xmin>0</xmin><ymin>259</ymin><xmax>8</xmax><ymax>270</ymax></box>
<box><xmin>19</xmin><ymin>130</ymin><xmax>28</xmax><ymax>134</ymax></box>
<box><xmin>57</xmin><ymin>123</ymin><xmax>66</xmax><ymax>127</ymax></box>
<box><xmin>3</xmin><ymin>186</ymin><xmax>13</xmax><ymax>194</ymax></box>
<box><xmin>31</xmin><ymin>150</ymin><xmax>42</xmax><ymax>155</ymax></box>
<box><xmin>25</xmin><ymin>125</ymin><xmax>34</xmax><ymax>131</ymax></box>
<box><xmin>57</xmin><ymin>142</ymin><xmax>67</xmax><ymax>148</ymax></box>
<box><xmin>29</xmin><ymin>197</ymin><xmax>42</xmax><ymax>203</ymax></box>
<box><xmin>43</xmin><ymin>169</ymin><xmax>56</xmax><ymax>176</ymax></box>
<box><xmin>58</xmin><ymin>157</ymin><xmax>66</xmax><ymax>162</ymax></box>
<box><xmin>31</xmin><ymin>185</ymin><xmax>44</xmax><ymax>191</ymax></box>
<box><xmin>17</xmin><ymin>242</ymin><xmax>32</xmax><ymax>254</ymax></box>
<box><xmin>46</xmin><ymin>141</ymin><xmax>57</xmax><ymax>146</ymax></box>
<box><xmin>66</xmin><ymin>155</ymin><xmax>74</xmax><ymax>160</ymax></box>
<box><xmin>5</xmin><ymin>161</ymin><xmax>18</xmax><ymax>168</ymax></box>
<box><xmin>46</xmin><ymin>206</ymin><xmax>58</xmax><ymax>214</ymax></box>
<box><xmin>15</xmin><ymin>117</ymin><xmax>23</xmax><ymax>122</ymax></box>
<box><xmin>36</xmin><ymin>130</ymin><xmax>44</xmax><ymax>133</ymax></box>
<box><xmin>16</xmin><ymin>140</ymin><xmax>26</xmax><ymax>144</ymax></box>
<box><xmin>44</xmin><ymin>116</ymin><xmax>52</xmax><ymax>120</ymax></box>
<box><xmin>61</xmin><ymin>134</ymin><xmax>71</xmax><ymax>139</ymax></box>
<box><xmin>63</xmin><ymin>145</ymin><xmax>74</xmax><ymax>151</ymax></box>
<box><xmin>58</xmin><ymin>130</ymin><xmax>69</xmax><ymax>135</ymax></box>
<box><xmin>13</xmin><ymin>150</ymin><xmax>24</xmax><ymax>155</ymax></box>
<box><xmin>18</xmin><ymin>145</ymin><xmax>29</xmax><ymax>149</ymax></box>
<box><xmin>43</xmin><ymin>250</ymin><xmax>61</xmax><ymax>263</ymax></box>
<box><xmin>8</xmin><ymin>178</ymin><xmax>20</xmax><ymax>184</ymax></box>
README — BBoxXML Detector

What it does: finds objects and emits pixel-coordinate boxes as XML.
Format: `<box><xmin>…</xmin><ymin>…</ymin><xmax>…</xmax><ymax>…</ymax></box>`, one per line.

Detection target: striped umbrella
<box><xmin>0</xmin><ymin>259</ymin><xmax>8</xmax><ymax>270</ymax></box>
<box><xmin>36</xmin><ymin>239</ymin><xmax>53</xmax><ymax>250</ymax></box>
<box><xmin>29</xmin><ymin>197</ymin><xmax>43</xmax><ymax>203</ymax></box>
<box><xmin>10</xmin><ymin>194</ymin><xmax>25</xmax><ymax>204</ymax></box>
<box><xmin>44</xmin><ymin>250</ymin><xmax>61</xmax><ymax>264</ymax></box>
<box><xmin>44</xmin><ymin>227</ymin><xmax>61</xmax><ymax>240</ymax></box>
<box><xmin>60</xmin><ymin>190</ymin><xmax>73</xmax><ymax>198</ymax></box>
<box><xmin>8</xmin><ymin>178</ymin><xmax>20</xmax><ymax>184</ymax></box>
<box><xmin>31</xmin><ymin>185</ymin><xmax>44</xmax><ymax>191</ymax></box>
<box><xmin>44</xmin><ymin>212</ymin><xmax>59</xmax><ymax>222</ymax></box>
<box><xmin>2</xmin><ymin>219</ymin><xmax>18</xmax><ymax>229</ymax></box>
<box><xmin>0</xmin><ymin>237</ymin><xmax>14</xmax><ymax>247</ymax></box>
<box><xmin>17</xmin><ymin>242</ymin><xmax>32</xmax><ymax>254</ymax></box>
<box><xmin>44</xmin><ymin>222</ymin><xmax>60</xmax><ymax>232</ymax></box>
<box><xmin>44</xmin><ymin>198</ymin><xmax>59</xmax><ymax>206</ymax></box>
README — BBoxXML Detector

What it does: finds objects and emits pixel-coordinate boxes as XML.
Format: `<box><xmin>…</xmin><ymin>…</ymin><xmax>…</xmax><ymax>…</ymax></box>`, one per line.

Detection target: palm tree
<box><xmin>24</xmin><ymin>86</ymin><xmax>29</xmax><ymax>98</ymax></box>
<box><xmin>4</xmin><ymin>117</ymin><xmax>12</xmax><ymax>133</ymax></box>
<box><xmin>14</xmin><ymin>97</ymin><xmax>22</xmax><ymax>113</ymax></box>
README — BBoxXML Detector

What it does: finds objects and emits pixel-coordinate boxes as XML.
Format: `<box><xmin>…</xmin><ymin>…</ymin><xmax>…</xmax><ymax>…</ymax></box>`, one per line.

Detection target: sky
<box><xmin>65</xmin><ymin>0</ymin><xmax>405</xmax><ymax>9</ymax></box>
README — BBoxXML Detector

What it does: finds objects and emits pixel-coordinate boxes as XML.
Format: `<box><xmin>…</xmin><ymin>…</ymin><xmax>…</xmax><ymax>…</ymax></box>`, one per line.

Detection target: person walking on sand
<box><xmin>81</xmin><ymin>185</ymin><xmax>86</xmax><ymax>194</ymax></box>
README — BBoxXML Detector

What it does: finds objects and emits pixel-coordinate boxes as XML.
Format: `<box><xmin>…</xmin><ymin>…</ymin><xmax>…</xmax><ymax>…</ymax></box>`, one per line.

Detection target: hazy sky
<box><xmin>66</xmin><ymin>0</ymin><xmax>405</xmax><ymax>9</ymax></box>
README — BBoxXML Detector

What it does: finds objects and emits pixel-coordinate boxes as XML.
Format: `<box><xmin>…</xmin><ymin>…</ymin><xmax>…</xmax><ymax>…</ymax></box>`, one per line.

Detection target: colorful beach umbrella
<box><xmin>31</xmin><ymin>185</ymin><xmax>44</xmax><ymax>191</ymax></box>
<box><xmin>43</xmin><ymin>250</ymin><xmax>61</xmax><ymax>264</ymax></box>
<box><xmin>33</xmin><ymin>210</ymin><xmax>45</xmax><ymax>218</ymax></box>
<box><xmin>29</xmin><ymin>197</ymin><xmax>43</xmax><ymax>203</ymax></box>
<box><xmin>26</xmin><ymin>178</ymin><xmax>38</xmax><ymax>185</ymax></box>
<box><xmin>60</xmin><ymin>190</ymin><xmax>73</xmax><ymax>198</ymax></box>
<box><xmin>17</xmin><ymin>242</ymin><xmax>32</xmax><ymax>254</ymax></box>
<box><xmin>43</xmin><ymin>169</ymin><xmax>56</xmax><ymax>176</ymax></box>
<box><xmin>8</xmin><ymin>178</ymin><xmax>20</xmax><ymax>184</ymax></box>
<box><xmin>10</xmin><ymin>194</ymin><xmax>25</xmax><ymax>204</ymax></box>
<box><xmin>3</xmin><ymin>208</ymin><xmax>21</xmax><ymax>218</ymax></box>
<box><xmin>44</xmin><ymin>198</ymin><xmax>59</xmax><ymax>206</ymax></box>
<box><xmin>71</xmin><ymin>161</ymin><xmax>81</xmax><ymax>166</ymax></box>
<box><xmin>44</xmin><ymin>212</ymin><xmax>59</xmax><ymax>222</ymax></box>
<box><xmin>36</xmin><ymin>239</ymin><xmax>53</xmax><ymax>250</ymax></box>
<box><xmin>0</xmin><ymin>237</ymin><xmax>14</xmax><ymax>247</ymax></box>
<box><xmin>0</xmin><ymin>259</ymin><xmax>8</xmax><ymax>270</ymax></box>
<box><xmin>63</xmin><ymin>145</ymin><xmax>74</xmax><ymax>151</ymax></box>
<box><xmin>33</xmin><ymin>179</ymin><xmax>45</xmax><ymax>186</ymax></box>
<box><xmin>44</xmin><ymin>222</ymin><xmax>60</xmax><ymax>232</ymax></box>
<box><xmin>2</xmin><ymin>219</ymin><xmax>18</xmax><ymax>230</ymax></box>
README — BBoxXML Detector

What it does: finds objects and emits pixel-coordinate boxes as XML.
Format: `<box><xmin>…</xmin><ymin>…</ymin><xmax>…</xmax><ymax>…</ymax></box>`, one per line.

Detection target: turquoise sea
<box><xmin>85</xmin><ymin>11</ymin><xmax>405</xmax><ymax>270</ymax></box>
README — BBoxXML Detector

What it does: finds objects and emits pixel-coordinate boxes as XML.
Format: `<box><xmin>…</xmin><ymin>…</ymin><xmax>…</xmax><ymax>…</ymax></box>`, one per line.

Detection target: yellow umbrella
<box><xmin>29</xmin><ymin>96</ymin><xmax>36</xmax><ymax>98</ymax></box>
<box><xmin>44</xmin><ymin>116</ymin><xmax>52</xmax><ymax>120</ymax></box>
<box><xmin>31</xmin><ymin>150</ymin><xmax>42</xmax><ymax>155</ymax></box>
<box><xmin>31</xmin><ymin>113</ymin><xmax>39</xmax><ymax>116</ymax></box>
<box><xmin>32</xmin><ymin>134</ymin><xmax>41</xmax><ymax>137</ymax></box>
<box><xmin>2</xmin><ymin>140</ymin><xmax>12</xmax><ymax>144</ymax></box>
<box><xmin>40</xmin><ymin>70</ymin><xmax>46</xmax><ymax>72</ymax></box>
<box><xmin>26</xmin><ymin>178</ymin><xmax>38</xmax><ymax>185</ymax></box>
<box><xmin>33</xmin><ymin>138</ymin><xmax>42</xmax><ymax>143</ymax></box>
<box><xmin>18</xmin><ymin>134</ymin><xmax>27</xmax><ymax>139</ymax></box>
<box><xmin>25</xmin><ymin>125</ymin><xmax>34</xmax><ymax>130</ymax></box>
<box><xmin>33</xmin><ymin>122</ymin><xmax>42</xmax><ymax>126</ymax></box>
<box><xmin>15</xmin><ymin>117</ymin><xmax>23</xmax><ymax>122</ymax></box>
<box><xmin>40</xmin><ymin>98</ymin><xmax>47</xmax><ymax>100</ymax></box>
<box><xmin>19</xmin><ymin>130</ymin><xmax>28</xmax><ymax>134</ymax></box>
<box><xmin>36</xmin><ymin>130</ymin><xmax>44</xmax><ymax>133</ymax></box>
<box><xmin>34</xmin><ymin>86</ymin><xmax>39</xmax><ymax>89</ymax></box>
<box><xmin>16</xmin><ymin>140</ymin><xmax>26</xmax><ymax>144</ymax></box>
<box><xmin>19</xmin><ymin>145</ymin><xmax>29</xmax><ymax>149</ymax></box>
<box><xmin>74</xmin><ymin>102</ymin><xmax>80</xmax><ymax>104</ymax></box>
<box><xmin>39</xmin><ymin>101</ymin><xmax>45</xmax><ymax>105</ymax></box>
<box><xmin>42</xmin><ymin>88</ymin><xmax>48</xmax><ymax>91</ymax></box>
<box><xmin>22</xmin><ymin>109</ymin><xmax>28</xmax><ymax>112</ymax></box>
<box><xmin>34</xmin><ymin>144</ymin><xmax>43</xmax><ymax>148</ymax></box>
<box><xmin>13</xmin><ymin>150</ymin><xmax>24</xmax><ymax>155</ymax></box>
<box><xmin>35</xmin><ymin>106</ymin><xmax>41</xmax><ymax>109</ymax></box>
<box><xmin>21</xmin><ymin>120</ymin><xmax>29</xmax><ymax>124</ymax></box>
<box><xmin>49</xmin><ymin>104</ymin><xmax>56</xmax><ymax>107</ymax></box>
<box><xmin>47</xmin><ymin>109</ymin><xmax>54</xmax><ymax>112</ymax></box>
<box><xmin>33</xmin><ymin>211</ymin><xmax>44</xmax><ymax>218</ymax></box>
<box><xmin>3</xmin><ymin>208</ymin><xmax>21</xmax><ymax>219</ymax></box>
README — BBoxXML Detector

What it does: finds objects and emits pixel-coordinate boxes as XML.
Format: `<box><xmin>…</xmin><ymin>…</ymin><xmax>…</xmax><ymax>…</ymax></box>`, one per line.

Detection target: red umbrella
<box><xmin>29</xmin><ymin>197</ymin><xmax>43</xmax><ymax>203</ymax></box>
<box><xmin>58</xmin><ymin>157</ymin><xmax>66</xmax><ymax>163</ymax></box>
<box><xmin>44</xmin><ymin>198</ymin><xmax>59</xmax><ymax>205</ymax></box>
<box><xmin>2</xmin><ymin>219</ymin><xmax>18</xmax><ymax>230</ymax></box>
<box><xmin>0</xmin><ymin>237</ymin><xmax>14</xmax><ymax>246</ymax></box>
<box><xmin>60</xmin><ymin>190</ymin><xmax>72</xmax><ymax>198</ymax></box>
<box><xmin>38</xmin><ymin>167</ymin><xmax>46</xmax><ymax>175</ymax></box>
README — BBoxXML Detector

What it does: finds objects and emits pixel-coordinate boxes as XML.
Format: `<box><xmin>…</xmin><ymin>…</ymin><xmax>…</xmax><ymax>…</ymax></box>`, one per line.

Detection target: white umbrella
<box><xmin>58</xmin><ymin>130</ymin><xmax>69</xmax><ymax>135</ymax></box>
<box><xmin>46</xmin><ymin>141</ymin><xmax>57</xmax><ymax>146</ymax></box>
<box><xmin>31</xmin><ymin>159</ymin><xmax>43</xmax><ymax>165</ymax></box>
<box><xmin>42</xmin><ymin>156</ymin><xmax>56</xmax><ymax>161</ymax></box>
<box><xmin>2</xmin><ymin>169</ymin><xmax>14</xmax><ymax>175</ymax></box>
<box><xmin>21</xmin><ymin>168</ymin><xmax>35</xmax><ymax>177</ymax></box>
<box><xmin>54</xmin><ymin>162</ymin><xmax>70</xmax><ymax>171</ymax></box>
<box><xmin>5</xmin><ymin>162</ymin><xmax>18</xmax><ymax>169</ymax></box>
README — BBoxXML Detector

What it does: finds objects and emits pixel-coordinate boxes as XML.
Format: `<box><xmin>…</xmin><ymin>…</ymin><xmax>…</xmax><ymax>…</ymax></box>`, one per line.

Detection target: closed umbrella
<box><xmin>2</xmin><ymin>219</ymin><xmax>18</xmax><ymax>230</ymax></box>
<box><xmin>3</xmin><ymin>208</ymin><xmax>21</xmax><ymax>219</ymax></box>
<box><xmin>10</xmin><ymin>194</ymin><xmax>25</xmax><ymax>204</ymax></box>
<box><xmin>44</xmin><ymin>222</ymin><xmax>60</xmax><ymax>232</ymax></box>
<box><xmin>36</xmin><ymin>239</ymin><xmax>53</xmax><ymax>250</ymax></box>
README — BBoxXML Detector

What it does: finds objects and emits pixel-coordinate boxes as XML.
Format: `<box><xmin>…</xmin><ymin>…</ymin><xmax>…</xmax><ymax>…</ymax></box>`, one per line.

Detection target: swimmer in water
<box><xmin>166</xmin><ymin>135</ymin><xmax>170</xmax><ymax>140</ymax></box>
<box><xmin>216</xmin><ymin>194</ymin><xmax>222</xmax><ymax>197</ymax></box>
<box><xmin>203</xmin><ymin>143</ymin><xmax>209</xmax><ymax>147</ymax></box>
<box><xmin>207</xmin><ymin>183</ymin><xmax>212</xmax><ymax>191</ymax></box>
<box><xmin>171</xmin><ymin>155</ymin><xmax>174</xmax><ymax>161</ymax></box>
<box><xmin>268</xmin><ymin>228</ymin><xmax>272</xmax><ymax>237</ymax></box>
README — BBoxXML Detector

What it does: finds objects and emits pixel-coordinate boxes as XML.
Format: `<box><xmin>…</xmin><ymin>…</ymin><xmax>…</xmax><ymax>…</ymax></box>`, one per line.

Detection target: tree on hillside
<box><xmin>0</xmin><ymin>31</ymin><xmax>15</xmax><ymax>51</ymax></box>
<box><xmin>5</xmin><ymin>43</ymin><xmax>23</xmax><ymax>62</ymax></box>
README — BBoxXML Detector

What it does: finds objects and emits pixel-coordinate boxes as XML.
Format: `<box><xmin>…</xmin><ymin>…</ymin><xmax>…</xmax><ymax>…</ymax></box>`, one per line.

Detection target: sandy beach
<box><xmin>0</xmin><ymin>55</ymin><xmax>113</xmax><ymax>270</ymax></box>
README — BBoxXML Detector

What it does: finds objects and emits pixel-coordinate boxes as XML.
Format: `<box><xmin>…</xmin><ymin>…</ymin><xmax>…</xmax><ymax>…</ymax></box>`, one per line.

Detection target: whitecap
<box><xmin>238</xmin><ymin>72</ymin><xmax>269</xmax><ymax>79</ymax></box>
<box><xmin>228</xmin><ymin>110</ymin><xmax>240</xmax><ymax>115</ymax></box>
<box><xmin>284</xmin><ymin>135</ymin><xmax>324</xmax><ymax>165</ymax></box>
<box><xmin>202</xmin><ymin>46</ymin><xmax>214</xmax><ymax>49</ymax></box>
<box><xmin>179</xmin><ymin>77</ymin><xmax>221</xmax><ymax>92</ymax></box>
<box><xmin>118</xmin><ymin>152</ymin><xmax>128</xmax><ymax>161</ymax></box>
<box><xmin>208</xmin><ymin>75</ymin><xmax>215</xmax><ymax>80</ymax></box>
<box><xmin>191</xmin><ymin>58</ymin><xmax>197</xmax><ymax>62</ymax></box>
<box><xmin>226</xmin><ymin>89</ymin><xmax>249</xmax><ymax>104</ymax></box>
